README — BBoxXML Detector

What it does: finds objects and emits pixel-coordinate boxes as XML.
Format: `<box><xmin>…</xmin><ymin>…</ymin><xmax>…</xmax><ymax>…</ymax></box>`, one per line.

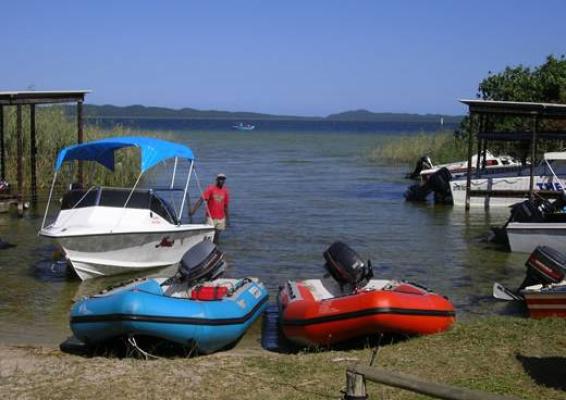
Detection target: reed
<box><xmin>1</xmin><ymin>106</ymin><xmax>142</xmax><ymax>192</ymax></box>
<box><xmin>368</xmin><ymin>131</ymin><xmax>468</xmax><ymax>165</ymax></box>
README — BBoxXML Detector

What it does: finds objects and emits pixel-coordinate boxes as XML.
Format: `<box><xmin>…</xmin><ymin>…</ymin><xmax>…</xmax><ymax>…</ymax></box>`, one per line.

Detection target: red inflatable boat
<box><xmin>278</xmin><ymin>242</ymin><xmax>456</xmax><ymax>346</ymax></box>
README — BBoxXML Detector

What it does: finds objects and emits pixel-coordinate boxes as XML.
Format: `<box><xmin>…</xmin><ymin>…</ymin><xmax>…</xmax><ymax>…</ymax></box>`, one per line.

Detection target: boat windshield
<box><xmin>61</xmin><ymin>187</ymin><xmax>178</xmax><ymax>224</ymax></box>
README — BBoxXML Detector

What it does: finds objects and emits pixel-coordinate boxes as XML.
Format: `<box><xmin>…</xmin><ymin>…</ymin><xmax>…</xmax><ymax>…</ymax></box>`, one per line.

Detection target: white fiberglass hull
<box><xmin>47</xmin><ymin>228</ymin><xmax>215</xmax><ymax>280</ymax></box>
<box><xmin>450</xmin><ymin>175</ymin><xmax>562</xmax><ymax>208</ymax></box>
<box><xmin>507</xmin><ymin>222</ymin><xmax>566</xmax><ymax>253</ymax></box>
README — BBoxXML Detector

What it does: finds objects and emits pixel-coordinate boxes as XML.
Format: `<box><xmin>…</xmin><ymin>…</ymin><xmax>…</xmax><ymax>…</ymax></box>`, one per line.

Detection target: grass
<box><xmin>1</xmin><ymin>317</ymin><xmax>565</xmax><ymax>399</ymax></box>
<box><xmin>1</xmin><ymin>106</ymin><xmax>145</xmax><ymax>193</ymax></box>
<box><xmin>368</xmin><ymin>131</ymin><xmax>469</xmax><ymax>165</ymax></box>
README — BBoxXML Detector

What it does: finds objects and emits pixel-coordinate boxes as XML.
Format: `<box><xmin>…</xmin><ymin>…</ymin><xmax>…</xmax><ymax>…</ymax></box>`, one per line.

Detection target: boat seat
<box><xmin>303</xmin><ymin>278</ymin><xmax>392</xmax><ymax>301</ymax></box>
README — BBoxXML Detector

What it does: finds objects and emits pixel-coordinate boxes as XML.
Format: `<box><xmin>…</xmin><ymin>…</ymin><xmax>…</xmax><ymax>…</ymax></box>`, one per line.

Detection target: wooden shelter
<box><xmin>0</xmin><ymin>90</ymin><xmax>91</xmax><ymax>205</ymax></box>
<box><xmin>460</xmin><ymin>99</ymin><xmax>566</xmax><ymax>211</ymax></box>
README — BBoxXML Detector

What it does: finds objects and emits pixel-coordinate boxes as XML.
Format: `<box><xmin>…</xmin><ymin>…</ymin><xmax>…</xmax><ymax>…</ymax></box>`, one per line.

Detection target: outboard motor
<box><xmin>178</xmin><ymin>240</ymin><xmax>225</xmax><ymax>285</ymax></box>
<box><xmin>518</xmin><ymin>246</ymin><xmax>566</xmax><ymax>290</ymax></box>
<box><xmin>427</xmin><ymin>167</ymin><xmax>453</xmax><ymax>204</ymax></box>
<box><xmin>404</xmin><ymin>183</ymin><xmax>432</xmax><ymax>202</ymax></box>
<box><xmin>323</xmin><ymin>241</ymin><xmax>373</xmax><ymax>291</ymax></box>
<box><xmin>406</xmin><ymin>155</ymin><xmax>433</xmax><ymax>180</ymax></box>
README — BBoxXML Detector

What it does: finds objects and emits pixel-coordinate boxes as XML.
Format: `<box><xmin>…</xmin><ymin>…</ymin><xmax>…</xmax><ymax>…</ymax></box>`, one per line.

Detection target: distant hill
<box><xmin>326</xmin><ymin>109</ymin><xmax>462</xmax><ymax>123</ymax></box>
<box><xmin>67</xmin><ymin>104</ymin><xmax>463</xmax><ymax>123</ymax></box>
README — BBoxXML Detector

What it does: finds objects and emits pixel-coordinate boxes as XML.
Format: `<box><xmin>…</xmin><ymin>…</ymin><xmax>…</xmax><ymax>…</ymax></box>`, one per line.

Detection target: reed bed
<box><xmin>368</xmin><ymin>131</ymin><xmax>468</xmax><ymax>165</ymax></box>
<box><xmin>1</xmin><ymin>106</ymin><xmax>143</xmax><ymax>192</ymax></box>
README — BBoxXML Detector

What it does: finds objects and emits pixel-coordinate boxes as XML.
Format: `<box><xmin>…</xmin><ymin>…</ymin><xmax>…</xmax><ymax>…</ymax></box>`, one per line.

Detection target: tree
<box><xmin>456</xmin><ymin>55</ymin><xmax>566</xmax><ymax>159</ymax></box>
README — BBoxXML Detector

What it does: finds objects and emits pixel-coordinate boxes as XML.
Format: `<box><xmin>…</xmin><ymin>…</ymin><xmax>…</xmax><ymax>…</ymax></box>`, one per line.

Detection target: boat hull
<box><xmin>49</xmin><ymin>228</ymin><xmax>215</xmax><ymax>280</ymax></box>
<box><xmin>522</xmin><ymin>284</ymin><xmax>566</xmax><ymax>318</ymax></box>
<box><xmin>70</xmin><ymin>278</ymin><xmax>269</xmax><ymax>354</ymax></box>
<box><xmin>507</xmin><ymin>223</ymin><xmax>566</xmax><ymax>253</ymax></box>
<box><xmin>279</xmin><ymin>280</ymin><xmax>455</xmax><ymax>346</ymax></box>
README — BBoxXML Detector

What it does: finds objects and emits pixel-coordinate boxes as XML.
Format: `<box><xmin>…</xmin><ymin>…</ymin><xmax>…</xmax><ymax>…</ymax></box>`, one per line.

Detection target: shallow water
<box><xmin>0</xmin><ymin>129</ymin><xmax>526</xmax><ymax>345</ymax></box>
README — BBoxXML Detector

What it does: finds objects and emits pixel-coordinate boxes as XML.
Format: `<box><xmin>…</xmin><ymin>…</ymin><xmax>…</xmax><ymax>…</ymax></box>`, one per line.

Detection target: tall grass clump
<box><xmin>1</xmin><ymin>106</ymin><xmax>143</xmax><ymax>193</ymax></box>
<box><xmin>368</xmin><ymin>131</ymin><xmax>468</xmax><ymax>165</ymax></box>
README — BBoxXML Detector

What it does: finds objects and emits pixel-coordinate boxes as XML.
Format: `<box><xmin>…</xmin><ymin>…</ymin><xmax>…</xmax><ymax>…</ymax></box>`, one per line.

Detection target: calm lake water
<box><xmin>0</xmin><ymin>125</ymin><xmax>526</xmax><ymax>345</ymax></box>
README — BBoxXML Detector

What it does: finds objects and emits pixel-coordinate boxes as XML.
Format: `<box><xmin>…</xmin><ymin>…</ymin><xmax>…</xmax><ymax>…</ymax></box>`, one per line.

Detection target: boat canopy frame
<box><xmin>41</xmin><ymin>136</ymin><xmax>209</xmax><ymax>229</ymax></box>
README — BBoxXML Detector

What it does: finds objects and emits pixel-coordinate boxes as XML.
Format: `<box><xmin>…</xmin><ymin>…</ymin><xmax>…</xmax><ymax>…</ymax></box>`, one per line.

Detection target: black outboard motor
<box><xmin>323</xmin><ymin>241</ymin><xmax>373</xmax><ymax>291</ymax></box>
<box><xmin>178</xmin><ymin>240</ymin><xmax>225</xmax><ymax>285</ymax></box>
<box><xmin>404</xmin><ymin>183</ymin><xmax>432</xmax><ymax>202</ymax></box>
<box><xmin>518</xmin><ymin>246</ymin><xmax>566</xmax><ymax>290</ymax></box>
<box><xmin>508</xmin><ymin>199</ymin><xmax>547</xmax><ymax>223</ymax></box>
<box><xmin>406</xmin><ymin>155</ymin><xmax>433</xmax><ymax>180</ymax></box>
<box><xmin>427</xmin><ymin>167</ymin><xmax>453</xmax><ymax>204</ymax></box>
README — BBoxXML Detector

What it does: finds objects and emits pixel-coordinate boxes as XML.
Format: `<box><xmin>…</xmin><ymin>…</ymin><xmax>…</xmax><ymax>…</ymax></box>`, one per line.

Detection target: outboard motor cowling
<box><xmin>323</xmin><ymin>241</ymin><xmax>372</xmax><ymax>289</ymax></box>
<box><xmin>406</xmin><ymin>156</ymin><xmax>433</xmax><ymax>180</ymax></box>
<box><xmin>519</xmin><ymin>246</ymin><xmax>566</xmax><ymax>289</ymax></box>
<box><xmin>427</xmin><ymin>167</ymin><xmax>453</xmax><ymax>204</ymax></box>
<box><xmin>178</xmin><ymin>240</ymin><xmax>225</xmax><ymax>285</ymax></box>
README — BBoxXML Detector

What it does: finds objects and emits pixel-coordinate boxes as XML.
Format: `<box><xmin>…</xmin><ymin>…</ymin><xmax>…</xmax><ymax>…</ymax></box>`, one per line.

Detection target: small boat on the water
<box><xmin>39</xmin><ymin>136</ymin><xmax>215</xmax><ymax>280</ymax></box>
<box><xmin>232</xmin><ymin>122</ymin><xmax>255</xmax><ymax>131</ymax></box>
<box><xmin>493</xmin><ymin>246</ymin><xmax>566</xmax><ymax>318</ymax></box>
<box><xmin>70</xmin><ymin>241</ymin><xmax>269</xmax><ymax>354</ymax></box>
<box><xmin>278</xmin><ymin>242</ymin><xmax>456</xmax><ymax>346</ymax></box>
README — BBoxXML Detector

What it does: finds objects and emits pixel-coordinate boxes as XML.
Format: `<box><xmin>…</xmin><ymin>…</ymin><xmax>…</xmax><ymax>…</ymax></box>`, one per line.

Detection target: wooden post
<box><xmin>344</xmin><ymin>370</ymin><xmax>368</xmax><ymax>400</ymax></box>
<box><xmin>30</xmin><ymin>104</ymin><xmax>37</xmax><ymax>204</ymax></box>
<box><xmin>464</xmin><ymin>113</ymin><xmax>476</xmax><ymax>211</ymax></box>
<box><xmin>16</xmin><ymin>105</ymin><xmax>23</xmax><ymax>196</ymax></box>
<box><xmin>0</xmin><ymin>105</ymin><xmax>4</xmax><ymax>180</ymax></box>
<box><xmin>349</xmin><ymin>365</ymin><xmax>521</xmax><ymax>400</ymax></box>
<box><xmin>529</xmin><ymin>114</ymin><xmax>538</xmax><ymax>200</ymax></box>
<box><xmin>77</xmin><ymin>100</ymin><xmax>84</xmax><ymax>184</ymax></box>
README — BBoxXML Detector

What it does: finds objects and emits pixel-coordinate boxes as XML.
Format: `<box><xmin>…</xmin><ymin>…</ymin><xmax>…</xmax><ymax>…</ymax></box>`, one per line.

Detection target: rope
<box><xmin>126</xmin><ymin>336</ymin><xmax>164</xmax><ymax>360</ymax></box>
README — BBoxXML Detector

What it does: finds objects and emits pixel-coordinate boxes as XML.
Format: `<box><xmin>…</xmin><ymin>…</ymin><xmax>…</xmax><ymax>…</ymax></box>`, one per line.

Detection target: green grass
<box><xmin>1</xmin><ymin>106</ymin><xmax>144</xmax><ymax>193</ymax></box>
<box><xmin>368</xmin><ymin>131</ymin><xmax>469</xmax><ymax>165</ymax></box>
<box><xmin>1</xmin><ymin>317</ymin><xmax>564</xmax><ymax>399</ymax></box>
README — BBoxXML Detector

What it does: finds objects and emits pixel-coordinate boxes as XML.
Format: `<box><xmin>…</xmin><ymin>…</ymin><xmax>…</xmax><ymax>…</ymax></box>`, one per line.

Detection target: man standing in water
<box><xmin>190</xmin><ymin>173</ymin><xmax>230</xmax><ymax>244</ymax></box>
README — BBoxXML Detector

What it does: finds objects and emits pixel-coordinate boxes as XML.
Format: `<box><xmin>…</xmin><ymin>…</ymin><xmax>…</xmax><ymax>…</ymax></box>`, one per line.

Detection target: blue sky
<box><xmin>1</xmin><ymin>1</ymin><xmax>565</xmax><ymax>116</ymax></box>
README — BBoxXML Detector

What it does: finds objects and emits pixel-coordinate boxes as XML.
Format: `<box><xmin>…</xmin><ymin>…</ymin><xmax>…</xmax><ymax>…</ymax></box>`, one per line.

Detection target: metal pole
<box><xmin>30</xmin><ymin>104</ymin><xmax>38</xmax><ymax>204</ymax></box>
<box><xmin>77</xmin><ymin>100</ymin><xmax>84</xmax><ymax>185</ymax></box>
<box><xmin>464</xmin><ymin>113</ymin><xmax>475</xmax><ymax>211</ymax></box>
<box><xmin>0</xmin><ymin>106</ymin><xmax>4</xmax><ymax>180</ymax></box>
<box><xmin>170</xmin><ymin>157</ymin><xmax>178</xmax><ymax>189</ymax></box>
<box><xmin>16</xmin><ymin>105</ymin><xmax>23</xmax><ymax>196</ymax></box>
<box><xmin>179</xmin><ymin>160</ymin><xmax>194</xmax><ymax>224</ymax></box>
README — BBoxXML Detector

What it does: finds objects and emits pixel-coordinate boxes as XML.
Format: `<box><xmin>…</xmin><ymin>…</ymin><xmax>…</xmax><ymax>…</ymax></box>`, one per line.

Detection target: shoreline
<box><xmin>1</xmin><ymin>317</ymin><xmax>564</xmax><ymax>399</ymax></box>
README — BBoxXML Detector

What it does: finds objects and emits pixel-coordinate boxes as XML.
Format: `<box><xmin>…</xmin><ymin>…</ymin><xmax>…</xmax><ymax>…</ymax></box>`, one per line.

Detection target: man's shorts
<box><xmin>206</xmin><ymin>217</ymin><xmax>226</xmax><ymax>230</ymax></box>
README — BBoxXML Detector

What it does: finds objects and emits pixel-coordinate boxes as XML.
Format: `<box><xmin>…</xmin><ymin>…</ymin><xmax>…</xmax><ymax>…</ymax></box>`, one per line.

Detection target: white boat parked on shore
<box><xmin>450</xmin><ymin>151</ymin><xmax>566</xmax><ymax>208</ymax></box>
<box><xmin>39</xmin><ymin>137</ymin><xmax>215</xmax><ymax>280</ymax></box>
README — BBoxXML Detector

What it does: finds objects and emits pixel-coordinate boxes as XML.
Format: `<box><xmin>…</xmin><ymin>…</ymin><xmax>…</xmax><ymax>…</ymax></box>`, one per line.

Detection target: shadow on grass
<box><xmin>516</xmin><ymin>354</ymin><xmax>566</xmax><ymax>391</ymax></box>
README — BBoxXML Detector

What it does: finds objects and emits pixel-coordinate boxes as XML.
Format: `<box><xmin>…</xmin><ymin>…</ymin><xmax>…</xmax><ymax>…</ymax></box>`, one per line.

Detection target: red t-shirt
<box><xmin>202</xmin><ymin>185</ymin><xmax>229</xmax><ymax>219</ymax></box>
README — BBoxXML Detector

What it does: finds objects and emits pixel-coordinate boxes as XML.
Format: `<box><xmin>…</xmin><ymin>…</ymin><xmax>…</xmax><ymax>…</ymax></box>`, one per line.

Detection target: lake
<box><xmin>0</xmin><ymin>124</ymin><xmax>525</xmax><ymax>345</ymax></box>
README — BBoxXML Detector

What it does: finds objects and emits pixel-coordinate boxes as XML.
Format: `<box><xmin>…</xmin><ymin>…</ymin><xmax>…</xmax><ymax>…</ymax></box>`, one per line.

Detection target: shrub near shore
<box><xmin>1</xmin><ymin>106</ymin><xmax>140</xmax><ymax>193</ymax></box>
<box><xmin>369</xmin><ymin>131</ymin><xmax>468</xmax><ymax>165</ymax></box>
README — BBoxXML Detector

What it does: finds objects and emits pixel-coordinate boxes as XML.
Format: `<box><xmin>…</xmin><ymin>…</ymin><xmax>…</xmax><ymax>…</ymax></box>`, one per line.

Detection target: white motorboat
<box><xmin>39</xmin><ymin>136</ymin><xmax>215</xmax><ymax>280</ymax></box>
<box><xmin>450</xmin><ymin>151</ymin><xmax>566</xmax><ymax>208</ymax></box>
<box><xmin>232</xmin><ymin>122</ymin><xmax>255</xmax><ymax>131</ymax></box>
<box><xmin>419</xmin><ymin>151</ymin><xmax>521</xmax><ymax>181</ymax></box>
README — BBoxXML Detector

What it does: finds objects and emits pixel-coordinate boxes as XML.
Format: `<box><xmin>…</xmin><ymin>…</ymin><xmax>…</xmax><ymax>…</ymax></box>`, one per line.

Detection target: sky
<box><xmin>1</xmin><ymin>1</ymin><xmax>565</xmax><ymax>116</ymax></box>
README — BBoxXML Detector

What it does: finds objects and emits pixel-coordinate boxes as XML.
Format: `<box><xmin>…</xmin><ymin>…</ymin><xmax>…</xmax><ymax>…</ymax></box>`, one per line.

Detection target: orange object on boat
<box><xmin>279</xmin><ymin>279</ymin><xmax>456</xmax><ymax>346</ymax></box>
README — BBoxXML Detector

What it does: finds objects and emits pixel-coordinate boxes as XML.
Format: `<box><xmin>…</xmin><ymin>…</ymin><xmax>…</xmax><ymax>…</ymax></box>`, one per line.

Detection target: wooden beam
<box><xmin>465</xmin><ymin>113</ymin><xmax>476</xmax><ymax>211</ymax></box>
<box><xmin>77</xmin><ymin>100</ymin><xmax>84</xmax><ymax>184</ymax></box>
<box><xmin>30</xmin><ymin>104</ymin><xmax>37</xmax><ymax>204</ymax></box>
<box><xmin>349</xmin><ymin>365</ymin><xmax>521</xmax><ymax>400</ymax></box>
<box><xmin>16</xmin><ymin>105</ymin><xmax>23</xmax><ymax>196</ymax></box>
<box><xmin>0</xmin><ymin>106</ymin><xmax>4</xmax><ymax>180</ymax></box>
<box><xmin>529</xmin><ymin>115</ymin><xmax>538</xmax><ymax>200</ymax></box>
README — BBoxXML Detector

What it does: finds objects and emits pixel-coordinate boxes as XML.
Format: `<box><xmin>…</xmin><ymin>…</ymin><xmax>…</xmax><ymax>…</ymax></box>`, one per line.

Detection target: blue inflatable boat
<box><xmin>70</xmin><ymin>276</ymin><xmax>268</xmax><ymax>354</ymax></box>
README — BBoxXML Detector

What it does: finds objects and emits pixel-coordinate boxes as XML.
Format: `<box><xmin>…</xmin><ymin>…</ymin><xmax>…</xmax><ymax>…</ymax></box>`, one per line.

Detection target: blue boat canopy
<box><xmin>54</xmin><ymin>136</ymin><xmax>195</xmax><ymax>173</ymax></box>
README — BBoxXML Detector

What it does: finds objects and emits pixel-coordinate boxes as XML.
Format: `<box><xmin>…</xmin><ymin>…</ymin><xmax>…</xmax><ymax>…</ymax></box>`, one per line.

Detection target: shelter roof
<box><xmin>459</xmin><ymin>99</ymin><xmax>566</xmax><ymax>118</ymax></box>
<box><xmin>0</xmin><ymin>90</ymin><xmax>91</xmax><ymax>105</ymax></box>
